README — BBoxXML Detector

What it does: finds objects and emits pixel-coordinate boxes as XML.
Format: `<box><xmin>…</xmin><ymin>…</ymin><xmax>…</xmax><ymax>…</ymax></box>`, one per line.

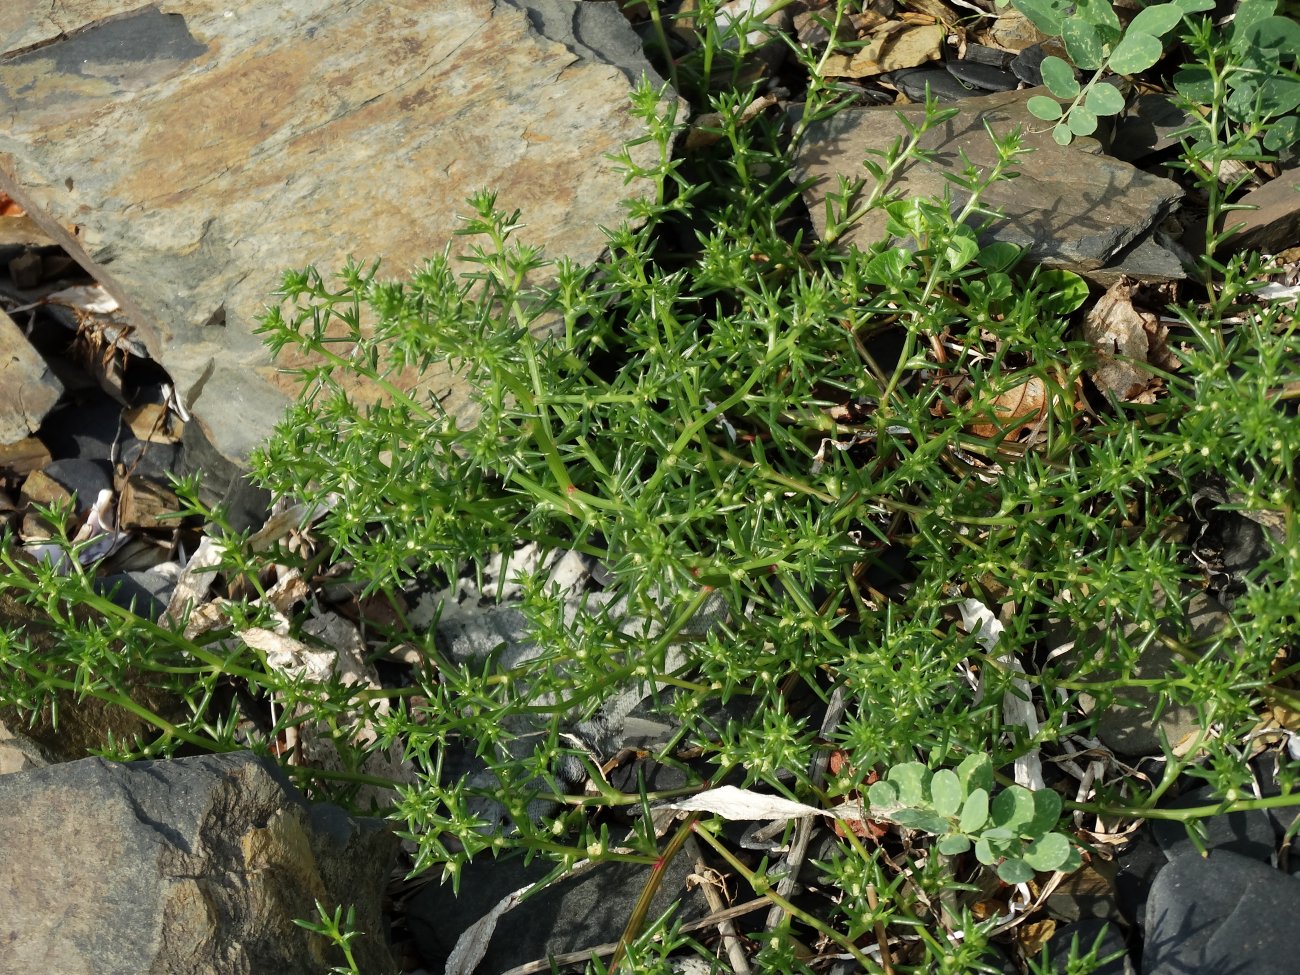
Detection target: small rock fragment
<box><xmin>0</xmin><ymin>309</ymin><xmax>63</xmax><ymax>447</ymax></box>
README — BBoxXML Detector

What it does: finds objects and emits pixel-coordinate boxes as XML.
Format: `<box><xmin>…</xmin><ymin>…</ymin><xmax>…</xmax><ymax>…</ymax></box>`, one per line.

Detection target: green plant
<box><xmin>4</xmin><ymin>2</ymin><xmax>1300</xmax><ymax>971</ymax></box>
<box><xmin>865</xmin><ymin>755</ymin><xmax>1082</xmax><ymax>885</ymax></box>
<box><xmin>294</xmin><ymin>900</ymin><xmax>374</xmax><ymax>975</ymax></box>
<box><xmin>1173</xmin><ymin>0</ymin><xmax>1300</xmax><ymax>153</ymax></box>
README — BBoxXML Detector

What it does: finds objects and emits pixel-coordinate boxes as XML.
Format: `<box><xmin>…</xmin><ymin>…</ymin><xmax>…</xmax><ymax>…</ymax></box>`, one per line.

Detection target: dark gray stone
<box><xmin>1151</xmin><ymin>784</ymin><xmax>1278</xmax><ymax>864</ymax></box>
<box><xmin>37</xmin><ymin>392</ymin><xmax>122</xmax><ymax>462</ymax></box>
<box><xmin>887</xmin><ymin>66</ymin><xmax>977</xmax><ymax>102</ymax></box>
<box><xmin>945</xmin><ymin>58</ymin><xmax>1018</xmax><ymax>92</ymax></box>
<box><xmin>1111</xmin><ymin>94</ymin><xmax>1197</xmax><ymax>163</ymax></box>
<box><xmin>0</xmin><ymin>751</ymin><xmax>398</xmax><ymax>975</ymax></box>
<box><xmin>1144</xmin><ymin>850</ymin><xmax>1300</xmax><ymax>975</ymax></box>
<box><xmin>41</xmin><ymin>456</ymin><xmax>113</xmax><ymax>511</ymax></box>
<box><xmin>1042</xmin><ymin>919</ymin><xmax>1133</xmax><ymax>975</ymax></box>
<box><xmin>407</xmin><ymin>851</ymin><xmax>710</xmax><ymax>974</ymax></box>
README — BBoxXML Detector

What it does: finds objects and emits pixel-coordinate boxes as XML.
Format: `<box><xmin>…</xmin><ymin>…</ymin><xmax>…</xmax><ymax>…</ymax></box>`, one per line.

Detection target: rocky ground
<box><xmin>1</xmin><ymin>0</ymin><xmax>1299</xmax><ymax>973</ymax></box>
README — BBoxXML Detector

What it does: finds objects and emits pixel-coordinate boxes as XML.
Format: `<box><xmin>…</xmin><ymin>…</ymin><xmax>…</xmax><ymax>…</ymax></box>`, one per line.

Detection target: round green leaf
<box><xmin>868</xmin><ymin>779</ymin><xmax>898</xmax><ymax>810</ymax></box>
<box><xmin>1028</xmin><ymin>787</ymin><xmax>1064</xmax><ymax>834</ymax></box>
<box><xmin>959</xmin><ymin>788</ymin><xmax>990</xmax><ymax>833</ymax></box>
<box><xmin>1110</xmin><ymin>31</ymin><xmax>1165</xmax><ymax>74</ymax></box>
<box><xmin>1084</xmin><ymin>82</ymin><xmax>1126</xmax><ymax>116</ymax></box>
<box><xmin>931</xmin><ymin>769</ymin><xmax>963</xmax><ymax>818</ymax></box>
<box><xmin>1023</xmin><ymin>832</ymin><xmax>1073</xmax><ymax>871</ymax></box>
<box><xmin>1037</xmin><ymin>269</ymin><xmax>1089</xmax><ymax>313</ymax></box>
<box><xmin>1028</xmin><ymin>95</ymin><xmax>1065</xmax><ymax>121</ymax></box>
<box><xmin>888</xmin><ymin>762</ymin><xmax>930</xmax><ymax>807</ymax></box>
<box><xmin>1263</xmin><ymin>114</ymin><xmax>1300</xmax><ymax>151</ymax></box>
<box><xmin>1173</xmin><ymin>66</ymin><xmax>1214</xmax><ymax>102</ymax></box>
<box><xmin>1128</xmin><ymin>3</ymin><xmax>1184</xmax><ymax>38</ymax></box>
<box><xmin>1063</xmin><ymin>20</ymin><xmax>1106</xmax><ymax>69</ymax></box>
<box><xmin>1242</xmin><ymin>16</ymin><xmax>1300</xmax><ymax>55</ymax></box>
<box><xmin>1040</xmin><ymin>56</ymin><xmax>1081</xmax><ymax>98</ymax></box>
<box><xmin>1068</xmin><ymin>106</ymin><xmax>1099</xmax><ymax>136</ymax></box>
<box><xmin>997</xmin><ymin>856</ymin><xmax>1037</xmax><ymax>885</ymax></box>
<box><xmin>1016</xmin><ymin>0</ymin><xmax>1070</xmax><ymax>36</ymax></box>
<box><xmin>974</xmin><ymin>836</ymin><xmax>996</xmax><ymax>866</ymax></box>
<box><xmin>1052</xmin><ymin>122</ymin><xmax>1073</xmax><ymax>145</ymax></box>
<box><xmin>1077</xmin><ymin>0</ymin><xmax>1121</xmax><ymax>29</ymax></box>
<box><xmin>938</xmin><ymin>834</ymin><xmax>972</xmax><ymax>856</ymax></box>
<box><xmin>955</xmin><ymin>753</ymin><xmax>994</xmax><ymax>794</ymax></box>
<box><xmin>992</xmin><ymin>785</ymin><xmax>1036</xmax><ymax>831</ymax></box>
<box><xmin>1260</xmin><ymin>76</ymin><xmax>1300</xmax><ymax>116</ymax></box>
<box><xmin>1171</xmin><ymin>0</ymin><xmax>1215</xmax><ymax>12</ymax></box>
<box><xmin>893</xmin><ymin>809</ymin><xmax>950</xmax><ymax>834</ymax></box>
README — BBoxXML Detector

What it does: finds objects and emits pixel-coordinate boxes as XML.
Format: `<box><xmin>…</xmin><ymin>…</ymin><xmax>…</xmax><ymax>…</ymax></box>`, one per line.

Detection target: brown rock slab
<box><xmin>0</xmin><ymin>308</ymin><xmax>63</xmax><ymax>446</ymax></box>
<box><xmin>0</xmin><ymin>0</ymin><xmax>679</xmax><ymax>465</ymax></box>
<box><xmin>0</xmin><ymin>751</ymin><xmax>397</xmax><ymax>975</ymax></box>
<box><xmin>792</xmin><ymin>88</ymin><xmax>1185</xmax><ymax>271</ymax></box>
<box><xmin>1220</xmin><ymin>166</ymin><xmax>1300</xmax><ymax>255</ymax></box>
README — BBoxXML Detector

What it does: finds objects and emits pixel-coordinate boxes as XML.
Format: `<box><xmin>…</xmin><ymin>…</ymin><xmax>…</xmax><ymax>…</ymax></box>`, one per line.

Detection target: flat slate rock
<box><xmin>0</xmin><ymin>751</ymin><xmax>397</xmax><ymax>975</ymax></box>
<box><xmin>0</xmin><ymin>0</ymin><xmax>679</xmax><ymax>465</ymax></box>
<box><xmin>792</xmin><ymin>88</ymin><xmax>1184</xmax><ymax>271</ymax></box>
<box><xmin>0</xmin><ymin>308</ymin><xmax>63</xmax><ymax>446</ymax></box>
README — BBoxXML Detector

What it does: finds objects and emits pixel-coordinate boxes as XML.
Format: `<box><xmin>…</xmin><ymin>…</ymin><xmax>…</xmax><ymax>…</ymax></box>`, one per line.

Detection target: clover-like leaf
<box><xmin>1173</xmin><ymin>66</ymin><xmax>1215</xmax><ymax>103</ymax></box>
<box><xmin>955</xmin><ymin>753</ymin><xmax>994</xmax><ymax>796</ymax></box>
<box><xmin>1170</xmin><ymin>0</ymin><xmax>1215</xmax><ymax>11</ymax></box>
<box><xmin>1040</xmin><ymin>56</ymin><xmax>1081</xmax><ymax>98</ymax></box>
<box><xmin>1062</xmin><ymin>20</ymin><xmax>1106</xmax><ymax>70</ymax></box>
<box><xmin>893</xmin><ymin>808</ymin><xmax>951</xmax><ymax>834</ymax></box>
<box><xmin>1110</xmin><ymin>31</ymin><xmax>1165</xmax><ymax>74</ymax></box>
<box><xmin>1052</xmin><ymin>122</ymin><xmax>1073</xmax><ymax>145</ymax></box>
<box><xmin>959</xmin><ymin>788</ymin><xmax>990</xmax><ymax>833</ymax></box>
<box><xmin>992</xmin><ymin>785</ymin><xmax>1036</xmax><ymax>831</ymax></box>
<box><xmin>1013</xmin><ymin>0</ymin><xmax>1072</xmax><ymax>37</ymax></box>
<box><xmin>1128</xmin><ymin>3</ymin><xmax>1184</xmax><ymax>38</ymax></box>
<box><xmin>997</xmin><ymin>856</ymin><xmax>1037</xmax><ymax>885</ymax></box>
<box><xmin>1084</xmin><ymin>82</ymin><xmax>1126</xmax><ymax>116</ymax></box>
<box><xmin>1028</xmin><ymin>786</ymin><xmax>1064</xmax><ymax>835</ymax></box>
<box><xmin>868</xmin><ymin>779</ymin><xmax>899</xmax><ymax>810</ymax></box>
<box><xmin>930</xmin><ymin>769</ymin><xmax>963</xmax><ymax>818</ymax></box>
<box><xmin>1068</xmin><ymin>106</ymin><xmax>1100</xmax><ymax>136</ymax></box>
<box><xmin>974</xmin><ymin>835</ymin><xmax>996</xmax><ymax>865</ymax></box>
<box><xmin>888</xmin><ymin>762</ymin><xmax>931</xmax><ymax>807</ymax></box>
<box><xmin>1023</xmin><ymin>832</ymin><xmax>1073</xmax><ymax>872</ymax></box>
<box><xmin>1241</xmin><ymin>17</ymin><xmax>1300</xmax><ymax>57</ymax></box>
<box><xmin>938</xmin><ymin>834</ymin><xmax>972</xmax><ymax>855</ymax></box>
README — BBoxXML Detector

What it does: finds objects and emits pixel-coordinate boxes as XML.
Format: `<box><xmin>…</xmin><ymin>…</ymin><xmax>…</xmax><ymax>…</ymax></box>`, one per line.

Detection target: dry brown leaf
<box><xmin>821</xmin><ymin>23</ymin><xmax>944</xmax><ymax>77</ymax></box>
<box><xmin>1083</xmin><ymin>278</ymin><xmax>1172</xmax><ymax>403</ymax></box>
<box><xmin>967</xmin><ymin>376</ymin><xmax>1050</xmax><ymax>440</ymax></box>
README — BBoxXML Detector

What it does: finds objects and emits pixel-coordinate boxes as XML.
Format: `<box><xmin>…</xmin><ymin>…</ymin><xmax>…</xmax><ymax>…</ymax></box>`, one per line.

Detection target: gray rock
<box><xmin>0</xmin><ymin>309</ymin><xmax>63</xmax><ymax>446</ymax></box>
<box><xmin>793</xmin><ymin>88</ymin><xmax>1184</xmax><ymax>271</ymax></box>
<box><xmin>1219</xmin><ymin>165</ymin><xmax>1300</xmax><ymax>255</ymax></box>
<box><xmin>945</xmin><ymin>59</ymin><xmax>1018</xmax><ymax>92</ymax></box>
<box><xmin>1041</xmin><ymin>919</ymin><xmax>1133</xmax><ymax>975</ymax></box>
<box><xmin>0</xmin><ymin>751</ymin><xmax>398</xmax><ymax>975</ymax></box>
<box><xmin>0</xmin><ymin>719</ymin><xmax>49</xmax><ymax>776</ymax></box>
<box><xmin>407</xmin><ymin>851</ymin><xmax>710</xmax><ymax>974</ymax></box>
<box><xmin>1144</xmin><ymin>851</ymin><xmax>1300</xmax><ymax>975</ymax></box>
<box><xmin>1110</xmin><ymin>94</ymin><xmax>1197</xmax><ymax>163</ymax></box>
<box><xmin>1150</xmin><ymin>783</ymin><xmax>1278</xmax><ymax>864</ymax></box>
<box><xmin>0</xmin><ymin>0</ymin><xmax>681</xmax><ymax>469</ymax></box>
